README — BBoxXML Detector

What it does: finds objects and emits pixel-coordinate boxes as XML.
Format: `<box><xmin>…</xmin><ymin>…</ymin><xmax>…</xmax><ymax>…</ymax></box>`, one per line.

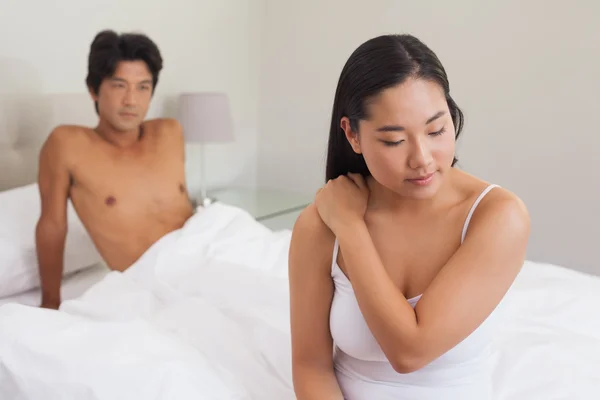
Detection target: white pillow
<box><xmin>0</xmin><ymin>183</ymin><xmax>102</xmax><ymax>299</ymax></box>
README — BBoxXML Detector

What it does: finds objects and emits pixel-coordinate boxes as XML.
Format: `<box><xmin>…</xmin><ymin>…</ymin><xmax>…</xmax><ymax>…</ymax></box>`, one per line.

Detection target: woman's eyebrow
<box><xmin>376</xmin><ymin>110</ymin><xmax>446</xmax><ymax>132</ymax></box>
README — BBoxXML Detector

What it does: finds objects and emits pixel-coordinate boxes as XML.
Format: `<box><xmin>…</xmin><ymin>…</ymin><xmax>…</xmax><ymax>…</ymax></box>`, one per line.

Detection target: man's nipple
<box><xmin>105</xmin><ymin>196</ymin><xmax>117</xmax><ymax>206</ymax></box>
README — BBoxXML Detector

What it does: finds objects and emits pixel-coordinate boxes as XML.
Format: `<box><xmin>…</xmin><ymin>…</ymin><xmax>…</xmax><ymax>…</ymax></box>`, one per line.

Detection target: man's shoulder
<box><xmin>41</xmin><ymin>125</ymin><xmax>90</xmax><ymax>156</ymax></box>
<box><xmin>143</xmin><ymin>118</ymin><xmax>183</xmax><ymax>135</ymax></box>
<box><xmin>142</xmin><ymin>118</ymin><xmax>184</xmax><ymax>147</ymax></box>
<box><xmin>48</xmin><ymin>124</ymin><xmax>91</xmax><ymax>138</ymax></box>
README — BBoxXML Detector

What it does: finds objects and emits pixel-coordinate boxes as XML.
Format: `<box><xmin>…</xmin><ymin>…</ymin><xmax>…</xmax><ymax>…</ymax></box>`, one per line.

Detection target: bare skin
<box><xmin>36</xmin><ymin>60</ymin><xmax>194</xmax><ymax>309</ymax></box>
<box><xmin>290</xmin><ymin>171</ymin><xmax>516</xmax><ymax>398</ymax></box>
<box><xmin>36</xmin><ymin>119</ymin><xmax>193</xmax><ymax>309</ymax></box>
<box><xmin>289</xmin><ymin>78</ymin><xmax>529</xmax><ymax>397</ymax></box>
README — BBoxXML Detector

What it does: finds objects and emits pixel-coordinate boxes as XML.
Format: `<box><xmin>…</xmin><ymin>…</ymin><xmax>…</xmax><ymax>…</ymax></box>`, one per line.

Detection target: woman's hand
<box><xmin>315</xmin><ymin>173</ymin><xmax>369</xmax><ymax>235</ymax></box>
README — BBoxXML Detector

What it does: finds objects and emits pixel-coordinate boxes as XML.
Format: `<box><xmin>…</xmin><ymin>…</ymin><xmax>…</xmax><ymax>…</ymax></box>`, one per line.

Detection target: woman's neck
<box><xmin>366</xmin><ymin>172</ymin><xmax>457</xmax><ymax>216</ymax></box>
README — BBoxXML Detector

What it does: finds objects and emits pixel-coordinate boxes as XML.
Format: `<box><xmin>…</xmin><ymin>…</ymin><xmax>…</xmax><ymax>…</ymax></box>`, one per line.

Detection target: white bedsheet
<box><xmin>0</xmin><ymin>203</ymin><xmax>295</xmax><ymax>400</ymax></box>
<box><xmin>0</xmin><ymin>203</ymin><xmax>598</xmax><ymax>399</ymax></box>
<box><xmin>0</xmin><ymin>262</ymin><xmax>111</xmax><ymax>308</ymax></box>
<box><xmin>491</xmin><ymin>261</ymin><xmax>600</xmax><ymax>399</ymax></box>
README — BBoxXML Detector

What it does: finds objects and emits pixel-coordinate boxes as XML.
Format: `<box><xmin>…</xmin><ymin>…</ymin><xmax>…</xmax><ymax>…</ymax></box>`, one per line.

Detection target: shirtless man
<box><xmin>35</xmin><ymin>30</ymin><xmax>194</xmax><ymax>310</ymax></box>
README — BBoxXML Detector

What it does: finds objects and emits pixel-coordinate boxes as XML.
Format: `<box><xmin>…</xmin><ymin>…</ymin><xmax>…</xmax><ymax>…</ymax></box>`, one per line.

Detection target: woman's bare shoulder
<box><xmin>294</xmin><ymin>203</ymin><xmax>330</xmax><ymax>234</ymax></box>
<box><xmin>453</xmin><ymin>169</ymin><xmax>529</xmax><ymax>233</ymax></box>
<box><xmin>289</xmin><ymin>203</ymin><xmax>336</xmax><ymax>273</ymax></box>
<box><xmin>453</xmin><ymin>169</ymin><xmax>524</xmax><ymax>205</ymax></box>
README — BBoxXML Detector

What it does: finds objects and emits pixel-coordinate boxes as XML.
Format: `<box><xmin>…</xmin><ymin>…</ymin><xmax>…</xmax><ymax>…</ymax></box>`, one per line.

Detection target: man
<box><xmin>35</xmin><ymin>30</ymin><xmax>194</xmax><ymax>309</ymax></box>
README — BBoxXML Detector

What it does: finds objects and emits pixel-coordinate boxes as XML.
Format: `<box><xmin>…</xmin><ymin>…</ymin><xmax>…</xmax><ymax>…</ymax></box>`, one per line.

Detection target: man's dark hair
<box><xmin>85</xmin><ymin>30</ymin><xmax>163</xmax><ymax>113</ymax></box>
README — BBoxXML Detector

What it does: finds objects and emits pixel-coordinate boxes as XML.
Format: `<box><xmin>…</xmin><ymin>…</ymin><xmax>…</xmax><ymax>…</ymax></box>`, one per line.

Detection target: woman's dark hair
<box><xmin>325</xmin><ymin>34</ymin><xmax>464</xmax><ymax>181</ymax></box>
<box><xmin>85</xmin><ymin>30</ymin><xmax>163</xmax><ymax>113</ymax></box>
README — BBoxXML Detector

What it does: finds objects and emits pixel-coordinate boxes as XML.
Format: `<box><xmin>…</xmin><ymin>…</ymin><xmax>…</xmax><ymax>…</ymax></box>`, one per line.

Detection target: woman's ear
<box><xmin>341</xmin><ymin>117</ymin><xmax>362</xmax><ymax>154</ymax></box>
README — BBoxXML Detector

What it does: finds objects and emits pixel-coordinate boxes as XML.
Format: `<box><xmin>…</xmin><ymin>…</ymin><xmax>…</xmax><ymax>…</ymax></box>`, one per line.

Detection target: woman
<box><xmin>288</xmin><ymin>34</ymin><xmax>530</xmax><ymax>399</ymax></box>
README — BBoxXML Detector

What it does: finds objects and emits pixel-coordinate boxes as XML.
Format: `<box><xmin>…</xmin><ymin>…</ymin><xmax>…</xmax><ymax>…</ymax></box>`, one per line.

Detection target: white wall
<box><xmin>0</xmin><ymin>0</ymin><xmax>261</xmax><ymax>193</ymax></box>
<box><xmin>257</xmin><ymin>0</ymin><xmax>600</xmax><ymax>275</ymax></box>
<box><xmin>2</xmin><ymin>0</ymin><xmax>598</xmax><ymax>275</ymax></box>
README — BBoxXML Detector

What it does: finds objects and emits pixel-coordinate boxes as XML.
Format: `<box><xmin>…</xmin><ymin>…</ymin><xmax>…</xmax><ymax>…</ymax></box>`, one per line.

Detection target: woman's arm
<box><xmin>337</xmin><ymin>190</ymin><xmax>530</xmax><ymax>373</ymax></box>
<box><xmin>289</xmin><ymin>204</ymin><xmax>345</xmax><ymax>400</ymax></box>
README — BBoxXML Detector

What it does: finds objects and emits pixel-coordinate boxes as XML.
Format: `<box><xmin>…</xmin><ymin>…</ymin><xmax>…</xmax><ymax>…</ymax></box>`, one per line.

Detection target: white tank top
<box><xmin>329</xmin><ymin>184</ymin><xmax>500</xmax><ymax>400</ymax></box>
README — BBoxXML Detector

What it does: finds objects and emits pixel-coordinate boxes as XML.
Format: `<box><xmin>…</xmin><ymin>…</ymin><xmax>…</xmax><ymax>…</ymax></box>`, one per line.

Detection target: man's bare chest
<box><xmin>70</xmin><ymin>147</ymin><xmax>187</xmax><ymax>211</ymax></box>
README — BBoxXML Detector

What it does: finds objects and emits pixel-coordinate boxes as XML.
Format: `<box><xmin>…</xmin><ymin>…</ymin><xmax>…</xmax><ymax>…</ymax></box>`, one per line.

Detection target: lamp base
<box><xmin>191</xmin><ymin>196</ymin><xmax>216</xmax><ymax>209</ymax></box>
<box><xmin>201</xmin><ymin>197</ymin><xmax>216</xmax><ymax>207</ymax></box>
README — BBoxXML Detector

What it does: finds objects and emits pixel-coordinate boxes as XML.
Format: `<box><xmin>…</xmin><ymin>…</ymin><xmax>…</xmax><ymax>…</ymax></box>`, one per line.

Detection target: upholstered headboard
<box><xmin>0</xmin><ymin>93</ymin><xmax>98</xmax><ymax>191</ymax></box>
<box><xmin>0</xmin><ymin>93</ymin><xmax>171</xmax><ymax>192</ymax></box>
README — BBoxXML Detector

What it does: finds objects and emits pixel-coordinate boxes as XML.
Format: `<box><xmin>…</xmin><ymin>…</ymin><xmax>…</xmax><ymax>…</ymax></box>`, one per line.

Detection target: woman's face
<box><xmin>342</xmin><ymin>78</ymin><xmax>456</xmax><ymax>200</ymax></box>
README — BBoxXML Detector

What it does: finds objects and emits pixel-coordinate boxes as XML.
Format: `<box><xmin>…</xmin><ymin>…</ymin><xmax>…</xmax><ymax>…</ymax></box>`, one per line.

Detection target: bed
<box><xmin>0</xmin><ymin>263</ymin><xmax>110</xmax><ymax>308</ymax></box>
<box><xmin>1</xmin><ymin>95</ymin><xmax>599</xmax><ymax>399</ymax></box>
<box><xmin>0</xmin><ymin>200</ymin><xmax>598</xmax><ymax>399</ymax></box>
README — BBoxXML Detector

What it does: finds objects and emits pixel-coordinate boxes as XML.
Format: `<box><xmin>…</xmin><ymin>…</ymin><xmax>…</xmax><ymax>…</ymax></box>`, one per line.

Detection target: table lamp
<box><xmin>177</xmin><ymin>92</ymin><xmax>234</xmax><ymax>206</ymax></box>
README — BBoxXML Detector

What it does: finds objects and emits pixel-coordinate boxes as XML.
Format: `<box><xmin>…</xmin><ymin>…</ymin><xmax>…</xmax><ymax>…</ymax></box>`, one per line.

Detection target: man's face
<box><xmin>91</xmin><ymin>60</ymin><xmax>154</xmax><ymax>132</ymax></box>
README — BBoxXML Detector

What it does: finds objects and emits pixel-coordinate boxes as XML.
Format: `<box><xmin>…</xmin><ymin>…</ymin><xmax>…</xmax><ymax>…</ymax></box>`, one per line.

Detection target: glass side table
<box><xmin>205</xmin><ymin>187</ymin><xmax>313</xmax><ymax>230</ymax></box>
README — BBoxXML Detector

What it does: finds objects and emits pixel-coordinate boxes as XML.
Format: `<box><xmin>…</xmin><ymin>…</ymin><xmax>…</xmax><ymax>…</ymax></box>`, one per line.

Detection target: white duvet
<box><xmin>0</xmin><ymin>204</ymin><xmax>295</xmax><ymax>400</ymax></box>
<box><xmin>0</xmin><ymin>203</ymin><xmax>598</xmax><ymax>399</ymax></box>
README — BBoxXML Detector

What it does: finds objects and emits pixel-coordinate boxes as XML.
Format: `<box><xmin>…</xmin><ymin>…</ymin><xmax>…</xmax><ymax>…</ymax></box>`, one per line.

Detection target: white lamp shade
<box><xmin>177</xmin><ymin>92</ymin><xmax>234</xmax><ymax>143</ymax></box>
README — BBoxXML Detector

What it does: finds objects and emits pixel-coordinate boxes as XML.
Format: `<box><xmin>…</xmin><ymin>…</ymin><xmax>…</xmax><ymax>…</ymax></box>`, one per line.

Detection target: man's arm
<box><xmin>155</xmin><ymin>118</ymin><xmax>185</xmax><ymax>160</ymax></box>
<box><xmin>160</xmin><ymin>118</ymin><xmax>194</xmax><ymax>206</ymax></box>
<box><xmin>170</xmin><ymin>118</ymin><xmax>185</xmax><ymax>162</ymax></box>
<box><xmin>35</xmin><ymin>128</ymin><xmax>72</xmax><ymax>309</ymax></box>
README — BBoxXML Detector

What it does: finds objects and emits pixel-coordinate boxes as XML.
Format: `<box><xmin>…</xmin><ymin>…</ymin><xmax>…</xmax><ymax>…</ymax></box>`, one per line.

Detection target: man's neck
<box><xmin>94</xmin><ymin>120</ymin><xmax>143</xmax><ymax>149</ymax></box>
